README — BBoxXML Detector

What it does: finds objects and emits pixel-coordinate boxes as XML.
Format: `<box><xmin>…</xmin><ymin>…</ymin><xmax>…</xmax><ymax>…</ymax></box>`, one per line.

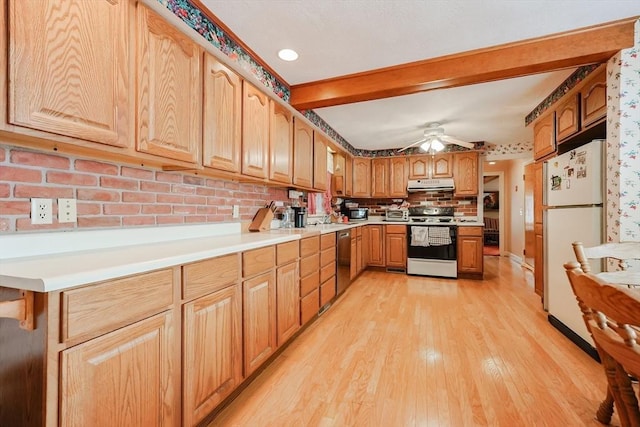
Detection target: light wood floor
<box><xmin>210</xmin><ymin>256</ymin><xmax>617</xmax><ymax>426</ymax></box>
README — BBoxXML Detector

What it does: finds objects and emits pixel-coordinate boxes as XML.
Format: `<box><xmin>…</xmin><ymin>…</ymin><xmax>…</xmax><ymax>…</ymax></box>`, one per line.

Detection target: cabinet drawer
<box><xmin>277</xmin><ymin>241</ymin><xmax>299</xmax><ymax>266</ymax></box>
<box><xmin>243</xmin><ymin>246</ymin><xmax>275</xmax><ymax>277</ymax></box>
<box><xmin>300</xmin><ymin>236</ymin><xmax>319</xmax><ymax>258</ymax></box>
<box><xmin>458</xmin><ymin>226</ymin><xmax>483</xmax><ymax>237</ymax></box>
<box><xmin>300</xmin><ymin>253</ymin><xmax>319</xmax><ymax>278</ymax></box>
<box><xmin>320</xmin><ymin>261</ymin><xmax>336</xmax><ymax>284</ymax></box>
<box><xmin>386</xmin><ymin>224</ymin><xmax>407</xmax><ymax>234</ymax></box>
<box><xmin>320</xmin><ymin>232</ymin><xmax>336</xmax><ymax>250</ymax></box>
<box><xmin>182</xmin><ymin>254</ymin><xmax>239</xmax><ymax>300</ymax></box>
<box><xmin>300</xmin><ymin>271</ymin><xmax>319</xmax><ymax>297</ymax></box>
<box><xmin>320</xmin><ymin>276</ymin><xmax>336</xmax><ymax>307</ymax></box>
<box><xmin>300</xmin><ymin>288</ymin><xmax>319</xmax><ymax>325</ymax></box>
<box><xmin>61</xmin><ymin>268</ymin><xmax>175</xmax><ymax>343</ymax></box>
<box><xmin>320</xmin><ymin>246</ymin><xmax>335</xmax><ymax>267</ymax></box>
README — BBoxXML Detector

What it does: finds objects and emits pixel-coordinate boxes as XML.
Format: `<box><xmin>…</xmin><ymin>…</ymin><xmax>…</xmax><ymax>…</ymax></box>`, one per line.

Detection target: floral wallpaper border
<box><xmin>525</xmin><ymin>64</ymin><xmax>599</xmax><ymax>126</ymax></box>
<box><xmin>606</xmin><ymin>19</ymin><xmax>640</xmax><ymax>244</ymax></box>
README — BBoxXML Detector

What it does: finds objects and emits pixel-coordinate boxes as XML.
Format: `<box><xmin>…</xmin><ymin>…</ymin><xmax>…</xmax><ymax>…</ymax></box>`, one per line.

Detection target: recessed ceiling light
<box><xmin>278</xmin><ymin>49</ymin><xmax>298</xmax><ymax>61</ymax></box>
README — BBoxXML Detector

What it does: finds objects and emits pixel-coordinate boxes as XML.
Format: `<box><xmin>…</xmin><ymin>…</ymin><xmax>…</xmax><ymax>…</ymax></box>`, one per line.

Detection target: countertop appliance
<box><xmin>293</xmin><ymin>206</ymin><xmax>307</xmax><ymax>228</ymax></box>
<box><xmin>545</xmin><ymin>139</ymin><xmax>604</xmax><ymax>354</ymax></box>
<box><xmin>407</xmin><ymin>178</ymin><xmax>455</xmax><ymax>192</ymax></box>
<box><xmin>407</xmin><ymin>206</ymin><xmax>457</xmax><ymax>278</ymax></box>
<box><xmin>385</xmin><ymin>208</ymin><xmax>409</xmax><ymax>222</ymax></box>
<box><xmin>342</xmin><ymin>207</ymin><xmax>368</xmax><ymax>221</ymax></box>
<box><xmin>336</xmin><ymin>230</ymin><xmax>351</xmax><ymax>294</ymax></box>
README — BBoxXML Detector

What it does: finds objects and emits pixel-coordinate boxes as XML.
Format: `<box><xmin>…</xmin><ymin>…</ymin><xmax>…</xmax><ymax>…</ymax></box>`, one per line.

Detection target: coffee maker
<box><xmin>292</xmin><ymin>206</ymin><xmax>307</xmax><ymax>228</ymax></box>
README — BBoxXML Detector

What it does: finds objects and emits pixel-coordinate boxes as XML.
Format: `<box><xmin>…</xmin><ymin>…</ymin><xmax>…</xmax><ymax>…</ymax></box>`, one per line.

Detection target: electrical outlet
<box><xmin>58</xmin><ymin>198</ymin><xmax>77</xmax><ymax>223</ymax></box>
<box><xmin>232</xmin><ymin>205</ymin><xmax>240</xmax><ymax>218</ymax></box>
<box><xmin>31</xmin><ymin>198</ymin><xmax>53</xmax><ymax>224</ymax></box>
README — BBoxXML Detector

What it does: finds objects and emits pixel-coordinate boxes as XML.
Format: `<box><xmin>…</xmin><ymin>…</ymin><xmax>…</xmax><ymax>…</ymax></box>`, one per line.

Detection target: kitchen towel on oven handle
<box><xmin>411</xmin><ymin>226</ymin><xmax>429</xmax><ymax>246</ymax></box>
<box><xmin>427</xmin><ymin>226</ymin><xmax>452</xmax><ymax>246</ymax></box>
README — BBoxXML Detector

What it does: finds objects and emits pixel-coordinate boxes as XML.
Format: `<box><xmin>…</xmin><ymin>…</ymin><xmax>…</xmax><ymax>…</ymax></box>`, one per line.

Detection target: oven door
<box><xmin>407</xmin><ymin>225</ymin><xmax>457</xmax><ymax>260</ymax></box>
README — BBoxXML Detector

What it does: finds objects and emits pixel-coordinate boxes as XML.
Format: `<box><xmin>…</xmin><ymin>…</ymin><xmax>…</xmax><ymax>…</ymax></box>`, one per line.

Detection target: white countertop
<box><xmin>0</xmin><ymin>218</ymin><xmax>484</xmax><ymax>293</ymax></box>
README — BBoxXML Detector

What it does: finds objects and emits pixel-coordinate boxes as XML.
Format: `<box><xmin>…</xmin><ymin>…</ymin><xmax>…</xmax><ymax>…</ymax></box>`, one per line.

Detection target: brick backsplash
<box><xmin>0</xmin><ymin>144</ymin><xmax>289</xmax><ymax>233</ymax></box>
<box><xmin>350</xmin><ymin>192</ymin><xmax>478</xmax><ymax>216</ymax></box>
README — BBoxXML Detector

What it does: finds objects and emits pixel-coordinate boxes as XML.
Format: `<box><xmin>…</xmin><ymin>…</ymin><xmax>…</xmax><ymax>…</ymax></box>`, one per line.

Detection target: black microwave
<box><xmin>344</xmin><ymin>208</ymin><xmax>368</xmax><ymax>221</ymax></box>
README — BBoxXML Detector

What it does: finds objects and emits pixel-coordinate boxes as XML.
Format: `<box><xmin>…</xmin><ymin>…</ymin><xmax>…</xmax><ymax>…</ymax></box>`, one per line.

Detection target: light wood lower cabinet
<box><xmin>319</xmin><ymin>233</ymin><xmax>336</xmax><ymax>306</ymax></box>
<box><xmin>276</xmin><ymin>261</ymin><xmax>300</xmax><ymax>346</ymax></box>
<box><xmin>299</xmin><ymin>236</ymin><xmax>320</xmax><ymax>324</ymax></box>
<box><xmin>368</xmin><ymin>225</ymin><xmax>385</xmax><ymax>267</ymax></box>
<box><xmin>243</xmin><ymin>271</ymin><xmax>277</xmax><ymax>376</ymax></box>
<box><xmin>457</xmin><ymin>226</ymin><xmax>484</xmax><ymax>276</ymax></box>
<box><xmin>182</xmin><ymin>283</ymin><xmax>242</xmax><ymax>427</ymax></box>
<box><xmin>60</xmin><ymin>311</ymin><xmax>177</xmax><ymax>427</ymax></box>
<box><xmin>385</xmin><ymin>225</ymin><xmax>407</xmax><ymax>269</ymax></box>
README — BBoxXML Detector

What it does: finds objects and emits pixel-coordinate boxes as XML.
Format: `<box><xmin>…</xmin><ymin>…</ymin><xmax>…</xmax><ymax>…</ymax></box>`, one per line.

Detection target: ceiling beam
<box><xmin>289</xmin><ymin>18</ymin><xmax>637</xmax><ymax>110</ymax></box>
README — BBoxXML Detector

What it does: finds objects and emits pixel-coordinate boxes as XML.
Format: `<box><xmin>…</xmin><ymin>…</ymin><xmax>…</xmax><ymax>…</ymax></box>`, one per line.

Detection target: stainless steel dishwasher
<box><xmin>336</xmin><ymin>230</ymin><xmax>351</xmax><ymax>294</ymax></box>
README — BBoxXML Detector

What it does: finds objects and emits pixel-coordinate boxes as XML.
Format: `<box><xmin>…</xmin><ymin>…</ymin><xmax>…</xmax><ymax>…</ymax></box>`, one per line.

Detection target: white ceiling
<box><xmin>200</xmin><ymin>0</ymin><xmax>640</xmax><ymax>154</ymax></box>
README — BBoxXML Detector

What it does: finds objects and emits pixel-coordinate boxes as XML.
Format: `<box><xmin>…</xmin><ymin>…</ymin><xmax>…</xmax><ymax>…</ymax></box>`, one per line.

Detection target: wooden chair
<box><xmin>571</xmin><ymin>242</ymin><xmax>640</xmax><ymax>424</ymax></box>
<box><xmin>564</xmin><ymin>261</ymin><xmax>640</xmax><ymax>426</ymax></box>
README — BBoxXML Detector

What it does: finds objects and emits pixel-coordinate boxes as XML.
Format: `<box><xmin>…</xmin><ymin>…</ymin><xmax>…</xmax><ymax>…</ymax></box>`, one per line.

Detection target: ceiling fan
<box><xmin>398</xmin><ymin>122</ymin><xmax>475</xmax><ymax>153</ymax></box>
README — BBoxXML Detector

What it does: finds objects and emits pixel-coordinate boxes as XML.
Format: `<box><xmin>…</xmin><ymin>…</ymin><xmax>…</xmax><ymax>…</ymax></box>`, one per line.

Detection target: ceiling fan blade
<box><xmin>397</xmin><ymin>137</ymin><xmax>427</xmax><ymax>152</ymax></box>
<box><xmin>441</xmin><ymin>135</ymin><xmax>475</xmax><ymax>149</ymax></box>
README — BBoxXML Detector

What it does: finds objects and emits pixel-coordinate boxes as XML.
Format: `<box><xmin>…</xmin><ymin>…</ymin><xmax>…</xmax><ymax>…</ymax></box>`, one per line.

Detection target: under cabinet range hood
<box><xmin>407</xmin><ymin>178</ymin><xmax>455</xmax><ymax>192</ymax></box>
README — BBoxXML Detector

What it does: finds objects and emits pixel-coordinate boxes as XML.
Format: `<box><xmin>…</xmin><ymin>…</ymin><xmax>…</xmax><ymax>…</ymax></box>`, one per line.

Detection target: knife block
<box><xmin>248</xmin><ymin>208</ymin><xmax>274</xmax><ymax>232</ymax></box>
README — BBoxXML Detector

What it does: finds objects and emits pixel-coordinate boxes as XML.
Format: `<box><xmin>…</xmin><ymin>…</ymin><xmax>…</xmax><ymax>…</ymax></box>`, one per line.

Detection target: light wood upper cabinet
<box><xmin>408</xmin><ymin>156</ymin><xmax>429</xmax><ymax>179</ymax></box>
<box><xmin>453</xmin><ymin>151</ymin><xmax>479</xmax><ymax>196</ymax></box>
<box><xmin>313</xmin><ymin>133</ymin><xmax>328</xmax><ymax>191</ymax></box>
<box><xmin>332</xmin><ymin>153</ymin><xmax>346</xmax><ymax>197</ymax></box>
<box><xmin>533</xmin><ymin>113</ymin><xmax>555</xmax><ymax>160</ymax></box>
<box><xmin>137</xmin><ymin>4</ymin><xmax>201</xmax><ymax>164</ymax></box>
<box><xmin>8</xmin><ymin>0</ymin><xmax>131</xmax><ymax>148</ymax></box>
<box><xmin>352</xmin><ymin>157</ymin><xmax>371</xmax><ymax>198</ymax></box>
<box><xmin>389</xmin><ymin>157</ymin><xmax>408</xmax><ymax>197</ymax></box>
<box><xmin>276</xmin><ymin>262</ymin><xmax>300</xmax><ymax>346</ymax></box>
<box><xmin>555</xmin><ymin>94</ymin><xmax>579</xmax><ymax>142</ymax></box>
<box><xmin>432</xmin><ymin>153</ymin><xmax>453</xmax><ymax>178</ymax></box>
<box><xmin>202</xmin><ymin>53</ymin><xmax>241</xmax><ymax>173</ymax></box>
<box><xmin>269</xmin><ymin>101</ymin><xmax>293</xmax><ymax>184</ymax></box>
<box><xmin>243</xmin><ymin>271</ymin><xmax>276</xmax><ymax>376</ymax></box>
<box><xmin>371</xmin><ymin>158</ymin><xmax>389</xmax><ymax>197</ymax></box>
<box><xmin>60</xmin><ymin>311</ymin><xmax>177</xmax><ymax>426</ymax></box>
<box><xmin>293</xmin><ymin>119</ymin><xmax>314</xmax><ymax>188</ymax></box>
<box><xmin>242</xmin><ymin>82</ymin><xmax>270</xmax><ymax>179</ymax></box>
<box><xmin>581</xmin><ymin>67</ymin><xmax>607</xmax><ymax>128</ymax></box>
<box><xmin>183</xmin><ymin>283</ymin><xmax>242</xmax><ymax>427</ymax></box>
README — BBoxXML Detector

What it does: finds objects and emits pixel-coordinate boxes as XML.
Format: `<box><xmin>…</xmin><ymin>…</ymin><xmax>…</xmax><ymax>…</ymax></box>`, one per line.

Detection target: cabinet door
<box><xmin>137</xmin><ymin>5</ymin><xmax>201</xmax><ymax>163</ymax></box>
<box><xmin>555</xmin><ymin>94</ymin><xmax>579</xmax><ymax>142</ymax></box>
<box><xmin>362</xmin><ymin>226</ymin><xmax>370</xmax><ymax>268</ymax></box>
<box><xmin>183</xmin><ymin>284</ymin><xmax>242</xmax><ymax>426</ymax></box>
<box><xmin>432</xmin><ymin>153</ymin><xmax>453</xmax><ymax>178</ymax></box>
<box><xmin>352</xmin><ymin>157</ymin><xmax>371</xmax><ymax>197</ymax></box>
<box><xmin>356</xmin><ymin>236</ymin><xmax>363</xmax><ymax>274</ymax></box>
<box><xmin>368</xmin><ymin>225</ymin><xmax>385</xmax><ymax>267</ymax></box>
<box><xmin>533</xmin><ymin>114</ymin><xmax>555</xmax><ymax>160</ymax></box>
<box><xmin>203</xmin><ymin>53</ymin><xmax>241</xmax><ymax>173</ymax></box>
<box><xmin>371</xmin><ymin>158</ymin><xmax>389</xmax><ymax>197</ymax></box>
<box><xmin>242</xmin><ymin>82</ymin><xmax>270</xmax><ymax>178</ymax></box>
<box><xmin>332</xmin><ymin>153</ymin><xmax>346</xmax><ymax>197</ymax></box>
<box><xmin>60</xmin><ymin>312</ymin><xmax>177</xmax><ymax>427</ymax></box>
<box><xmin>534</xmin><ymin>231</ymin><xmax>544</xmax><ymax>298</ymax></box>
<box><xmin>276</xmin><ymin>262</ymin><xmax>300</xmax><ymax>346</ymax></box>
<box><xmin>388</xmin><ymin>157</ymin><xmax>408</xmax><ymax>197</ymax></box>
<box><xmin>581</xmin><ymin>68</ymin><xmax>607</xmax><ymax>128</ymax></box>
<box><xmin>293</xmin><ymin>119</ymin><xmax>313</xmax><ymax>188</ymax></box>
<box><xmin>345</xmin><ymin>154</ymin><xmax>353</xmax><ymax>196</ymax></box>
<box><xmin>269</xmin><ymin>101</ymin><xmax>293</xmax><ymax>184</ymax></box>
<box><xmin>313</xmin><ymin>134</ymin><xmax>328</xmax><ymax>191</ymax></box>
<box><xmin>458</xmin><ymin>236</ymin><xmax>483</xmax><ymax>274</ymax></box>
<box><xmin>385</xmin><ymin>233</ymin><xmax>406</xmax><ymax>269</ymax></box>
<box><xmin>243</xmin><ymin>271</ymin><xmax>276</xmax><ymax>375</ymax></box>
<box><xmin>8</xmin><ymin>0</ymin><xmax>131</xmax><ymax>148</ymax></box>
<box><xmin>453</xmin><ymin>152</ymin><xmax>479</xmax><ymax>196</ymax></box>
<box><xmin>350</xmin><ymin>237</ymin><xmax>357</xmax><ymax>280</ymax></box>
<box><xmin>408</xmin><ymin>156</ymin><xmax>429</xmax><ymax>179</ymax></box>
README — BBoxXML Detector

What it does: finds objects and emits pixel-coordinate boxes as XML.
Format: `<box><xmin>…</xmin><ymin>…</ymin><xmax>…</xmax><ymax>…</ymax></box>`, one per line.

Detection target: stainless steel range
<box><xmin>407</xmin><ymin>206</ymin><xmax>457</xmax><ymax>278</ymax></box>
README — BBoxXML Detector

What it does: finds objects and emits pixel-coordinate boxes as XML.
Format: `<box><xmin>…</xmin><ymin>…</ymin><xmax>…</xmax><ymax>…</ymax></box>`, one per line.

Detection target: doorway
<box><xmin>482</xmin><ymin>172</ymin><xmax>504</xmax><ymax>256</ymax></box>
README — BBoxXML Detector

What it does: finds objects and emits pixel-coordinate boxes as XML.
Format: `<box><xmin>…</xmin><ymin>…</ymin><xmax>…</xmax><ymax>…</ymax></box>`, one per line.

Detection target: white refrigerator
<box><xmin>544</xmin><ymin>139</ymin><xmax>604</xmax><ymax>349</ymax></box>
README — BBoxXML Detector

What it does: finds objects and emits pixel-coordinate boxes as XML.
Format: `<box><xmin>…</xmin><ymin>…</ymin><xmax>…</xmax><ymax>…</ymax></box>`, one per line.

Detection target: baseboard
<box><xmin>548</xmin><ymin>315</ymin><xmax>600</xmax><ymax>362</ymax></box>
<box><xmin>506</xmin><ymin>252</ymin><xmax>522</xmax><ymax>264</ymax></box>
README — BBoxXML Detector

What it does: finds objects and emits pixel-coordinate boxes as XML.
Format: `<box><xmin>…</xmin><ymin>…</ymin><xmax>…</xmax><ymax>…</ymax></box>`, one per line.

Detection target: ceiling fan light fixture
<box><xmin>431</xmin><ymin>139</ymin><xmax>445</xmax><ymax>152</ymax></box>
<box><xmin>420</xmin><ymin>141</ymin><xmax>432</xmax><ymax>152</ymax></box>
